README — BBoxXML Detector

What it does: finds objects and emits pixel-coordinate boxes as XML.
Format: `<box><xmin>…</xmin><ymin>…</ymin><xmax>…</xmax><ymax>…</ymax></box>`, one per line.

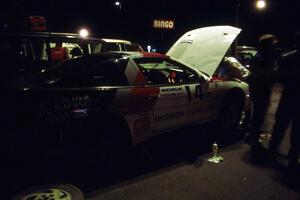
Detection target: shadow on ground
<box><xmin>6</xmin><ymin>124</ymin><xmax>247</xmax><ymax>199</ymax></box>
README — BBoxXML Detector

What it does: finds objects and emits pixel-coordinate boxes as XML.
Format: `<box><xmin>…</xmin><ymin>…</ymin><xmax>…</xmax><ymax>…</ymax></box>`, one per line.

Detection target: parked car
<box><xmin>0</xmin><ymin>31</ymin><xmax>143</xmax><ymax>78</ymax></box>
<box><xmin>236</xmin><ymin>46</ymin><xmax>257</xmax><ymax>68</ymax></box>
<box><xmin>236</xmin><ymin>45</ymin><xmax>287</xmax><ymax>69</ymax></box>
<box><xmin>0</xmin><ymin>31</ymin><xmax>103</xmax><ymax>75</ymax></box>
<box><xmin>2</xmin><ymin>26</ymin><xmax>251</xmax><ymax>164</ymax></box>
<box><xmin>94</xmin><ymin>38</ymin><xmax>144</xmax><ymax>53</ymax></box>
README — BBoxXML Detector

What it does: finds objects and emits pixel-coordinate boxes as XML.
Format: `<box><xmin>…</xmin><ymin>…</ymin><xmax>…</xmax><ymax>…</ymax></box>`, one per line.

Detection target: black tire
<box><xmin>12</xmin><ymin>184</ymin><xmax>84</xmax><ymax>200</ymax></box>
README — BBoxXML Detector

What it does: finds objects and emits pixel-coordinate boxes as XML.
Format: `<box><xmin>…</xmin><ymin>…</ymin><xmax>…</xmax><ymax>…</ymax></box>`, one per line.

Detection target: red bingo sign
<box><xmin>153</xmin><ymin>19</ymin><xmax>175</xmax><ymax>29</ymax></box>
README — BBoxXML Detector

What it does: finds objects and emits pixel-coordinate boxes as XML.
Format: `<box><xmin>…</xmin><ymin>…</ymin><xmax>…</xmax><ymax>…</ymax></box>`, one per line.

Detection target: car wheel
<box><xmin>12</xmin><ymin>184</ymin><xmax>84</xmax><ymax>200</ymax></box>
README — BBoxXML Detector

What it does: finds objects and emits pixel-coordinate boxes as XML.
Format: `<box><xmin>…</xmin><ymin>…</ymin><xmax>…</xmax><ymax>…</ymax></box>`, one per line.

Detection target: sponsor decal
<box><xmin>154</xmin><ymin>111</ymin><xmax>185</xmax><ymax>122</ymax></box>
<box><xmin>154</xmin><ymin>103</ymin><xmax>216</xmax><ymax>122</ymax></box>
<box><xmin>160</xmin><ymin>87</ymin><xmax>183</xmax><ymax>97</ymax></box>
<box><xmin>39</xmin><ymin>95</ymin><xmax>92</xmax><ymax>121</ymax></box>
<box><xmin>40</xmin><ymin>95</ymin><xmax>90</xmax><ymax>113</ymax></box>
<box><xmin>161</xmin><ymin>87</ymin><xmax>182</xmax><ymax>92</ymax></box>
<box><xmin>180</xmin><ymin>39</ymin><xmax>193</xmax><ymax>44</ymax></box>
<box><xmin>185</xmin><ymin>85</ymin><xmax>211</xmax><ymax>102</ymax></box>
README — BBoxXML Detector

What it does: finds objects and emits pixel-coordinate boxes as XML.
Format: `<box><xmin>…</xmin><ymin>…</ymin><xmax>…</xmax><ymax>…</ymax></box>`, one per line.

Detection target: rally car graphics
<box><xmin>3</xmin><ymin>26</ymin><xmax>251</xmax><ymax>153</ymax></box>
<box><xmin>8</xmin><ymin>55</ymin><xmax>235</xmax><ymax>145</ymax></box>
<box><xmin>38</xmin><ymin>89</ymin><xmax>117</xmax><ymax>122</ymax></box>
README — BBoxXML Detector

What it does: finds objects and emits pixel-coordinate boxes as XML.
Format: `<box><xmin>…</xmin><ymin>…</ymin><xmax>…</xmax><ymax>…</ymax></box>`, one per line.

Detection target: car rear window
<box><xmin>125</xmin><ymin>44</ymin><xmax>143</xmax><ymax>52</ymax></box>
<box><xmin>26</xmin><ymin>54</ymin><xmax>130</xmax><ymax>88</ymax></box>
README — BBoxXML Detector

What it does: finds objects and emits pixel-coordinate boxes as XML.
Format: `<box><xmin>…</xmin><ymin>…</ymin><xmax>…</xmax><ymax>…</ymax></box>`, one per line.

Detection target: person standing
<box><xmin>247</xmin><ymin>34</ymin><xmax>277</xmax><ymax>159</ymax></box>
<box><xmin>269</xmin><ymin>32</ymin><xmax>300</xmax><ymax>177</ymax></box>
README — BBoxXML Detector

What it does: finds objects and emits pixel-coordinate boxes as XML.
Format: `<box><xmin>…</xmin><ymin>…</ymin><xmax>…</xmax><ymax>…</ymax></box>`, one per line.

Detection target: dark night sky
<box><xmin>1</xmin><ymin>0</ymin><xmax>300</xmax><ymax>52</ymax></box>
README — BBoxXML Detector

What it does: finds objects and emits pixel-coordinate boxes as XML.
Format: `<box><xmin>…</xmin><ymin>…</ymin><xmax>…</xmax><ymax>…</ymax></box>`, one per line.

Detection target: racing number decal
<box><xmin>185</xmin><ymin>84</ymin><xmax>203</xmax><ymax>102</ymax></box>
<box><xmin>185</xmin><ymin>86</ymin><xmax>191</xmax><ymax>102</ymax></box>
<box><xmin>195</xmin><ymin>85</ymin><xmax>203</xmax><ymax>100</ymax></box>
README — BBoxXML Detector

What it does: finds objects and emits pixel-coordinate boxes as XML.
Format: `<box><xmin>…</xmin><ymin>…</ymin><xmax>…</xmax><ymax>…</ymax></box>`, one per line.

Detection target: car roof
<box><xmin>102</xmin><ymin>51</ymin><xmax>169</xmax><ymax>59</ymax></box>
<box><xmin>101</xmin><ymin>38</ymin><xmax>131</xmax><ymax>44</ymax></box>
<box><xmin>68</xmin><ymin>52</ymin><xmax>169</xmax><ymax>62</ymax></box>
<box><xmin>0</xmin><ymin>31</ymin><xmax>102</xmax><ymax>41</ymax></box>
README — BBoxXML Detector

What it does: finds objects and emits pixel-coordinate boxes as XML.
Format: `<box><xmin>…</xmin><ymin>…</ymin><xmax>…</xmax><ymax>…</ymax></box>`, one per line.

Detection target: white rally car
<box><xmin>3</xmin><ymin>26</ymin><xmax>251</xmax><ymax>159</ymax></box>
<box><xmin>126</xmin><ymin>25</ymin><xmax>251</xmax><ymax>144</ymax></box>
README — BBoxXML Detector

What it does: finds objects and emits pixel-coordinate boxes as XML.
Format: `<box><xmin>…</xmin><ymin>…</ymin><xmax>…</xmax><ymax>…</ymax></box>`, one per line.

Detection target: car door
<box><xmin>165</xmin><ymin>59</ymin><xmax>217</xmax><ymax>126</ymax></box>
<box><xmin>135</xmin><ymin>57</ymin><xmax>203</xmax><ymax>134</ymax></box>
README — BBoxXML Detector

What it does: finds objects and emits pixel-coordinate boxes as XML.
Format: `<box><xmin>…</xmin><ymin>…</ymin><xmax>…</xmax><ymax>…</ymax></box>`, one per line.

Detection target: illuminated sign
<box><xmin>153</xmin><ymin>19</ymin><xmax>175</xmax><ymax>29</ymax></box>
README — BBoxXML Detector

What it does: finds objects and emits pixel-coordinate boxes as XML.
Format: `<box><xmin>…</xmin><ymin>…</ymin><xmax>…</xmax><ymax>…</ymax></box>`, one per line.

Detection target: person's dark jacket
<box><xmin>249</xmin><ymin>52</ymin><xmax>276</xmax><ymax>88</ymax></box>
<box><xmin>277</xmin><ymin>50</ymin><xmax>300</xmax><ymax>95</ymax></box>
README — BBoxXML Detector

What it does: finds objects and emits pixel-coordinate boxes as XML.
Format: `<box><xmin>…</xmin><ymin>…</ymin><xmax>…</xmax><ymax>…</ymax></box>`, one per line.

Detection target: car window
<box><xmin>100</xmin><ymin>43</ymin><xmax>121</xmax><ymax>52</ymax></box>
<box><xmin>0</xmin><ymin>37</ymin><xmax>37</xmax><ymax>76</ymax></box>
<box><xmin>134</xmin><ymin>57</ymin><xmax>199</xmax><ymax>85</ymax></box>
<box><xmin>30</xmin><ymin>38</ymin><xmax>48</xmax><ymax>61</ymax></box>
<box><xmin>0</xmin><ymin>38</ymin><xmax>35</xmax><ymax>62</ymax></box>
<box><xmin>87</xmin><ymin>58</ymin><xmax>129</xmax><ymax>87</ymax></box>
<box><xmin>125</xmin><ymin>43</ymin><xmax>143</xmax><ymax>52</ymax></box>
<box><xmin>26</xmin><ymin>55</ymin><xmax>129</xmax><ymax>88</ymax></box>
<box><xmin>49</xmin><ymin>39</ymin><xmax>91</xmax><ymax>61</ymax></box>
<box><xmin>90</xmin><ymin>43</ymin><xmax>102</xmax><ymax>54</ymax></box>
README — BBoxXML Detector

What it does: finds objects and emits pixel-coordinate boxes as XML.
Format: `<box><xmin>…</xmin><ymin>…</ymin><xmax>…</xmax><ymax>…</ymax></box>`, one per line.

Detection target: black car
<box><xmin>0</xmin><ymin>31</ymin><xmax>103</xmax><ymax>76</ymax></box>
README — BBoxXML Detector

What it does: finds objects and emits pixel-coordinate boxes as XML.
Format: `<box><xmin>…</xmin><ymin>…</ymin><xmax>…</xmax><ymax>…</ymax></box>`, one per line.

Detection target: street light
<box><xmin>234</xmin><ymin>0</ymin><xmax>267</xmax><ymax>55</ymax></box>
<box><xmin>147</xmin><ymin>45</ymin><xmax>151</xmax><ymax>52</ymax></box>
<box><xmin>114</xmin><ymin>1</ymin><xmax>122</xmax><ymax>10</ymax></box>
<box><xmin>256</xmin><ymin>0</ymin><xmax>266</xmax><ymax>10</ymax></box>
<box><xmin>79</xmin><ymin>28</ymin><xmax>89</xmax><ymax>38</ymax></box>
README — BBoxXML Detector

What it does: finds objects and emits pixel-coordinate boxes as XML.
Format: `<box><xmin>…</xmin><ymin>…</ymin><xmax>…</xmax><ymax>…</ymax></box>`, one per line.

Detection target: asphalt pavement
<box><xmin>87</xmin><ymin>142</ymin><xmax>299</xmax><ymax>200</ymax></box>
<box><xmin>9</xmin><ymin>84</ymin><xmax>300</xmax><ymax>200</ymax></box>
<box><xmin>86</xmin><ymin>84</ymin><xmax>300</xmax><ymax>200</ymax></box>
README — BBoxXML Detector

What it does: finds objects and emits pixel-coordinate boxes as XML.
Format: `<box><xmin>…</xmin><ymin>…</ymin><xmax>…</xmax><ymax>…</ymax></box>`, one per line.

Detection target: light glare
<box><xmin>147</xmin><ymin>45</ymin><xmax>151</xmax><ymax>52</ymax></box>
<box><xmin>79</xmin><ymin>28</ymin><xmax>89</xmax><ymax>38</ymax></box>
<box><xmin>256</xmin><ymin>0</ymin><xmax>266</xmax><ymax>10</ymax></box>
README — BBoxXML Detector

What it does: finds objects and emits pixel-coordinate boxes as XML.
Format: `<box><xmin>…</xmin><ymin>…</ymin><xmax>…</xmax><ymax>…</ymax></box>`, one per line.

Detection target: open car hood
<box><xmin>166</xmin><ymin>26</ymin><xmax>241</xmax><ymax>76</ymax></box>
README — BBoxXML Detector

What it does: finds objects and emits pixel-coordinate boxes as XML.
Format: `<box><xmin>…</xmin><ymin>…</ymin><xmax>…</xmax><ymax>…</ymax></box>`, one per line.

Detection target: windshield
<box><xmin>125</xmin><ymin>43</ymin><xmax>144</xmax><ymax>52</ymax></box>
